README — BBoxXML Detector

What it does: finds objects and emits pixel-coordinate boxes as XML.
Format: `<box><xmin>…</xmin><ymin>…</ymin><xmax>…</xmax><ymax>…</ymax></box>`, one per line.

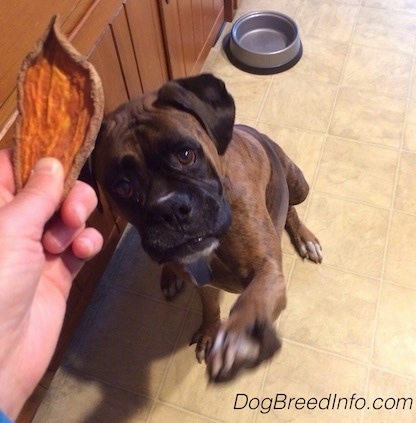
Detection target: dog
<box><xmin>93</xmin><ymin>74</ymin><xmax>322</xmax><ymax>382</ymax></box>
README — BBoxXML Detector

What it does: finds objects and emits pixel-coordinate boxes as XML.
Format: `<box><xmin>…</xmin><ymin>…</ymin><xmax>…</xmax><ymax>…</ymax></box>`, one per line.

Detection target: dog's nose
<box><xmin>149</xmin><ymin>193</ymin><xmax>193</xmax><ymax>227</ymax></box>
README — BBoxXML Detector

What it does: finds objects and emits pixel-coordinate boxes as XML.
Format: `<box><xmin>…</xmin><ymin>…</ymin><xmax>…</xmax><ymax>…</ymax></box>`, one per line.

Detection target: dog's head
<box><xmin>94</xmin><ymin>74</ymin><xmax>235</xmax><ymax>264</ymax></box>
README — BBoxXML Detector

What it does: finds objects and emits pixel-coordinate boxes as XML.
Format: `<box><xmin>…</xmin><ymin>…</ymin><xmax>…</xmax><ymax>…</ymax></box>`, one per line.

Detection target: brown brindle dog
<box><xmin>93</xmin><ymin>74</ymin><xmax>322</xmax><ymax>382</ymax></box>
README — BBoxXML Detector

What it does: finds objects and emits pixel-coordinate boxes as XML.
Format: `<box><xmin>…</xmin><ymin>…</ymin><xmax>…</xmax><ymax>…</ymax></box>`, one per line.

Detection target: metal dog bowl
<box><xmin>226</xmin><ymin>11</ymin><xmax>302</xmax><ymax>74</ymax></box>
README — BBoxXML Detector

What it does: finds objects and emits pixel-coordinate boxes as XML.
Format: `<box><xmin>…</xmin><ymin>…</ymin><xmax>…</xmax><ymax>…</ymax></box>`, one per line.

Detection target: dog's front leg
<box><xmin>161</xmin><ymin>263</ymin><xmax>222</xmax><ymax>363</ymax></box>
<box><xmin>190</xmin><ymin>286</ymin><xmax>221</xmax><ymax>363</ymax></box>
<box><xmin>206</xmin><ymin>258</ymin><xmax>285</xmax><ymax>382</ymax></box>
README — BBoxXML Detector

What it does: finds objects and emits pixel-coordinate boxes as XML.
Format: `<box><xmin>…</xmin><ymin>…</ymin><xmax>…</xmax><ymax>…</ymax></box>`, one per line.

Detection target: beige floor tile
<box><xmin>211</xmin><ymin>55</ymin><xmax>272</xmax><ymax>120</ymax></box>
<box><xmin>362</xmin><ymin>0</ymin><xmax>416</xmax><ymax>12</ymax></box>
<box><xmin>394</xmin><ymin>151</ymin><xmax>416</xmax><ymax>215</ymax></box>
<box><xmin>410</xmin><ymin>65</ymin><xmax>416</xmax><ymax>99</ymax></box>
<box><xmin>364</xmin><ymin>369</ymin><xmax>416</xmax><ymax>423</ymax></box>
<box><xmin>384</xmin><ymin>211</ymin><xmax>416</xmax><ymax>289</ymax></box>
<box><xmin>315</xmin><ymin>137</ymin><xmax>398</xmax><ymax>208</ymax></box>
<box><xmin>373</xmin><ymin>283</ymin><xmax>416</xmax><ymax>378</ymax></box>
<box><xmin>259</xmin><ymin>343</ymin><xmax>367</xmax><ymax>422</ymax></box>
<box><xmin>200</xmin><ymin>48</ymin><xmax>220</xmax><ymax>73</ymax></box>
<box><xmin>260</xmin><ymin>77</ymin><xmax>337</xmax><ymax>132</ymax></box>
<box><xmin>305</xmin><ymin>192</ymin><xmax>389</xmax><ymax>278</ymax></box>
<box><xmin>149</xmin><ymin>403</ymin><xmax>217</xmax><ymax>423</ymax></box>
<box><xmin>297</xmin><ymin>1</ymin><xmax>359</xmax><ymax>44</ymax></box>
<box><xmin>280</xmin><ymin>262</ymin><xmax>379</xmax><ymax>362</ymax></box>
<box><xmin>404</xmin><ymin>101</ymin><xmax>416</xmax><ymax>151</ymax></box>
<box><xmin>235</xmin><ymin>116</ymin><xmax>256</xmax><ymax>127</ymax></box>
<box><xmin>33</xmin><ymin>368</ymin><xmax>152</xmax><ymax>423</ymax></box>
<box><xmin>342</xmin><ymin>45</ymin><xmax>412</xmax><ymax>97</ymax></box>
<box><xmin>329</xmin><ymin>87</ymin><xmax>406</xmax><ymax>148</ymax></box>
<box><xmin>235</xmin><ymin>0</ymin><xmax>302</xmax><ymax>17</ymax></box>
<box><xmin>159</xmin><ymin>311</ymin><xmax>267</xmax><ymax>423</ymax></box>
<box><xmin>352</xmin><ymin>7</ymin><xmax>416</xmax><ymax>54</ymax></box>
<box><xmin>289</xmin><ymin>36</ymin><xmax>349</xmax><ymax>84</ymax></box>
<box><xmin>65</xmin><ymin>287</ymin><xmax>188</xmax><ymax>398</ymax></box>
<box><xmin>255</xmin><ymin>123</ymin><xmax>325</xmax><ymax>182</ymax></box>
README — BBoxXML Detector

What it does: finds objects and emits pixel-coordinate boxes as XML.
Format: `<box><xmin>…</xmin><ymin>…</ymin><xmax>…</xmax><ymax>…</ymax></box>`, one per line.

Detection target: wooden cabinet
<box><xmin>159</xmin><ymin>0</ymin><xmax>224</xmax><ymax>78</ymax></box>
<box><xmin>225</xmin><ymin>0</ymin><xmax>239</xmax><ymax>22</ymax></box>
<box><xmin>0</xmin><ymin>0</ymin><xmax>227</xmax><ymax>147</ymax></box>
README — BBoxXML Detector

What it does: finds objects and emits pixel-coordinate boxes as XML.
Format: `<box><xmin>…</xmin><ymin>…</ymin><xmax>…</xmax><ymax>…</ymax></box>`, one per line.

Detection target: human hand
<box><xmin>0</xmin><ymin>148</ymin><xmax>103</xmax><ymax>420</ymax></box>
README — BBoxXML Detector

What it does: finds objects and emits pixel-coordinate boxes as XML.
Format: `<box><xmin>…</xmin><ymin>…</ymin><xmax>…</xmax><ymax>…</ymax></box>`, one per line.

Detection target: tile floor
<box><xmin>34</xmin><ymin>0</ymin><xmax>416</xmax><ymax>422</ymax></box>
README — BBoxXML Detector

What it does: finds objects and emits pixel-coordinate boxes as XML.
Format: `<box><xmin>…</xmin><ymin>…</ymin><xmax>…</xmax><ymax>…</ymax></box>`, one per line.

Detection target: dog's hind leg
<box><xmin>276</xmin><ymin>148</ymin><xmax>323</xmax><ymax>263</ymax></box>
<box><xmin>285</xmin><ymin>206</ymin><xmax>323</xmax><ymax>263</ymax></box>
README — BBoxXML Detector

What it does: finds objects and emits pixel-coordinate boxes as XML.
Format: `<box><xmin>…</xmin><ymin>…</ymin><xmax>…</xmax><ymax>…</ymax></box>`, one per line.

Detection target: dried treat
<box><xmin>13</xmin><ymin>15</ymin><xmax>104</xmax><ymax>199</ymax></box>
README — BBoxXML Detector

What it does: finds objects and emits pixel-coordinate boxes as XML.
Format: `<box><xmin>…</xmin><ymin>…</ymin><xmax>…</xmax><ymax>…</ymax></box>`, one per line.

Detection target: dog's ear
<box><xmin>155</xmin><ymin>74</ymin><xmax>235</xmax><ymax>155</ymax></box>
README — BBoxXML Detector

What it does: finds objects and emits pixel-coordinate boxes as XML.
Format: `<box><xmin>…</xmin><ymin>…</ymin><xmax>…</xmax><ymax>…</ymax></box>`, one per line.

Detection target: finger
<box><xmin>60</xmin><ymin>180</ymin><xmax>98</xmax><ymax>228</ymax></box>
<box><xmin>71</xmin><ymin>227</ymin><xmax>103</xmax><ymax>260</ymax></box>
<box><xmin>42</xmin><ymin>218</ymin><xmax>84</xmax><ymax>254</ymax></box>
<box><xmin>43</xmin><ymin>228</ymin><xmax>103</xmax><ymax>299</ymax></box>
<box><xmin>0</xmin><ymin>148</ymin><xmax>14</xmax><ymax>189</ymax></box>
<box><xmin>10</xmin><ymin>158</ymin><xmax>64</xmax><ymax>230</ymax></box>
<box><xmin>42</xmin><ymin>181</ymin><xmax>98</xmax><ymax>254</ymax></box>
<box><xmin>0</xmin><ymin>148</ymin><xmax>15</xmax><ymax>205</ymax></box>
<box><xmin>44</xmin><ymin>228</ymin><xmax>103</xmax><ymax>296</ymax></box>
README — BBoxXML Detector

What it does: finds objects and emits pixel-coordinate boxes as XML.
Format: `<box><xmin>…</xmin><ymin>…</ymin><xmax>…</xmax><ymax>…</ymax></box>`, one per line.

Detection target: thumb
<box><xmin>12</xmin><ymin>158</ymin><xmax>64</xmax><ymax>228</ymax></box>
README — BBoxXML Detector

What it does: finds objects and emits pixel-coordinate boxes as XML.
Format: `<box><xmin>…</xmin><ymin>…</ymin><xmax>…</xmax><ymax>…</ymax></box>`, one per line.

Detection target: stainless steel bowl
<box><xmin>227</xmin><ymin>11</ymin><xmax>302</xmax><ymax>74</ymax></box>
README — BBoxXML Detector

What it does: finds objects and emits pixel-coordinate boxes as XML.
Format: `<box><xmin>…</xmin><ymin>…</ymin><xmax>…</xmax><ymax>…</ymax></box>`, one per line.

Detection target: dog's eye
<box><xmin>176</xmin><ymin>148</ymin><xmax>196</xmax><ymax>166</ymax></box>
<box><xmin>113</xmin><ymin>178</ymin><xmax>133</xmax><ymax>198</ymax></box>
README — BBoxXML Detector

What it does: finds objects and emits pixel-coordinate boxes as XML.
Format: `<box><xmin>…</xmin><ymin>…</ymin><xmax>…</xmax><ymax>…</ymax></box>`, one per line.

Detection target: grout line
<box><xmin>312</xmin><ymin>188</ymin><xmax>396</xmax><ymax>213</ymax></box>
<box><xmin>382</xmin><ymin>278</ymin><xmax>416</xmax><ymax>291</ymax></box>
<box><xmin>145</xmin><ymin>306</ymin><xmax>194</xmax><ymax>423</ymax></box>
<box><xmin>253</xmin><ymin>76</ymin><xmax>274</xmax><ymax>126</ymax></box>
<box><xmin>282</xmin><ymin>338</ymin><xmax>370</xmax><ymax>368</ymax></box>
<box><xmin>363</xmin><ymin>277</ymin><xmax>383</xmax><ymax>423</ymax></box>
<box><xmin>150</xmin><ymin>399</ymin><xmax>222</xmax><ymax>423</ymax></box>
<box><xmin>253</xmin><ymin>359</ymin><xmax>273</xmax><ymax>423</ymax></box>
<box><xmin>369</xmin><ymin>364</ymin><xmax>416</xmax><ymax>383</ymax></box>
<box><xmin>291</xmin><ymin>257</ymin><xmax>381</xmax><ymax>283</ymax></box>
<box><xmin>100</xmin><ymin>283</ymin><xmax>199</xmax><ymax>314</ymax></box>
<box><xmin>59</xmin><ymin>364</ymin><xmax>155</xmax><ymax>401</ymax></box>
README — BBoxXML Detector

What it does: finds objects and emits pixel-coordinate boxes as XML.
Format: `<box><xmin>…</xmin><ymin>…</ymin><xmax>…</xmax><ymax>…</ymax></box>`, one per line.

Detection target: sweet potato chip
<box><xmin>13</xmin><ymin>15</ymin><xmax>104</xmax><ymax>199</ymax></box>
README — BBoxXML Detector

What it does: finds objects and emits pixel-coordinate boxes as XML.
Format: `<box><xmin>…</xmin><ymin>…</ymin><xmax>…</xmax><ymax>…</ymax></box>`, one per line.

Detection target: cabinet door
<box><xmin>84</xmin><ymin>0</ymin><xmax>169</xmax><ymax>104</ymax></box>
<box><xmin>124</xmin><ymin>0</ymin><xmax>169</xmax><ymax>92</ymax></box>
<box><xmin>159</xmin><ymin>0</ymin><xmax>224</xmax><ymax>79</ymax></box>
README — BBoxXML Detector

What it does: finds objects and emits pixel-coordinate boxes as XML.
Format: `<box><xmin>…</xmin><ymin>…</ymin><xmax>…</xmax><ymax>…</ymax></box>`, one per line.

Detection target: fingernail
<box><xmin>33</xmin><ymin>157</ymin><xmax>62</xmax><ymax>175</ymax></box>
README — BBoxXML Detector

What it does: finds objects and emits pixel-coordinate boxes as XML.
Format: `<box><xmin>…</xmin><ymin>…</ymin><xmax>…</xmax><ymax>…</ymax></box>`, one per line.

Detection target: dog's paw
<box><xmin>189</xmin><ymin>320</ymin><xmax>221</xmax><ymax>363</ymax></box>
<box><xmin>298</xmin><ymin>239</ymin><xmax>323</xmax><ymax>264</ymax></box>
<box><xmin>291</xmin><ymin>225</ymin><xmax>323</xmax><ymax>264</ymax></box>
<box><xmin>206</xmin><ymin>317</ymin><xmax>281</xmax><ymax>382</ymax></box>
<box><xmin>190</xmin><ymin>321</ymin><xmax>221</xmax><ymax>363</ymax></box>
<box><xmin>286</xmin><ymin>211</ymin><xmax>323</xmax><ymax>264</ymax></box>
<box><xmin>160</xmin><ymin>266</ymin><xmax>184</xmax><ymax>299</ymax></box>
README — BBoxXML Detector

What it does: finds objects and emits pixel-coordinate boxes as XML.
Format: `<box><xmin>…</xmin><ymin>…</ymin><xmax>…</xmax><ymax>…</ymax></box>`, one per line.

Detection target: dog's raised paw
<box><xmin>206</xmin><ymin>318</ymin><xmax>281</xmax><ymax>382</ymax></box>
